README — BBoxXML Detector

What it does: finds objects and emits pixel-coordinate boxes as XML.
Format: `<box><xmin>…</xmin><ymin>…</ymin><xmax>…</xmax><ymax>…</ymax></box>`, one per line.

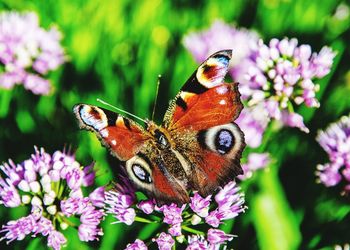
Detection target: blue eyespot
<box><xmin>215</xmin><ymin>129</ymin><xmax>234</xmax><ymax>154</ymax></box>
<box><xmin>132</xmin><ymin>164</ymin><xmax>152</xmax><ymax>183</ymax></box>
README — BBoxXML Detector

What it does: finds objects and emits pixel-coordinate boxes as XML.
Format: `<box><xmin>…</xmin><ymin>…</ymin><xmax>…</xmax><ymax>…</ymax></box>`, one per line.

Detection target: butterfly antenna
<box><xmin>151</xmin><ymin>74</ymin><xmax>161</xmax><ymax>121</ymax></box>
<box><xmin>96</xmin><ymin>98</ymin><xmax>147</xmax><ymax>124</ymax></box>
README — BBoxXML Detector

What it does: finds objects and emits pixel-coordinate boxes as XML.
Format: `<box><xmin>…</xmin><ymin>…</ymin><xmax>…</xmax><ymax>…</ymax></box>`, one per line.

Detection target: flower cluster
<box><xmin>183</xmin><ymin>20</ymin><xmax>259</xmax><ymax>70</ymax></box>
<box><xmin>316</xmin><ymin>115</ymin><xmax>350</xmax><ymax>194</ymax></box>
<box><xmin>105</xmin><ymin>180</ymin><xmax>246</xmax><ymax>249</ymax></box>
<box><xmin>0</xmin><ymin>147</ymin><xmax>104</xmax><ymax>250</ymax></box>
<box><xmin>0</xmin><ymin>11</ymin><xmax>65</xmax><ymax>95</ymax></box>
<box><xmin>241</xmin><ymin>38</ymin><xmax>336</xmax><ymax>132</ymax></box>
<box><xmin>236</xmin><ymin>104</ymin><xmax>269</xmax><ymax>149</ymax></box>
<box><xmin>105</xmin><ymin>173</ymin><xmax>136</xmax><ymax>226</ymax></box>
<box><xmin>239</xmin><ymin>153</ymin><xmax>270</xmax><ymax>180</ymax></box>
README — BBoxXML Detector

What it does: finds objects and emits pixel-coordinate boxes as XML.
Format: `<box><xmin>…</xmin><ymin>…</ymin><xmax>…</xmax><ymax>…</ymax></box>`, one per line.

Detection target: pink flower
<box><xmin>316</xmin><ymin>114</ymin><xmax>350</xmax><ymax>193</ymax></box>
<box><xmin>168</xmin><ymin>223</ymin><xmax>182</xmax><ymax>237</ymax></box>
<box><xmin>159</xmin><ymin>203</ymin><xmax>185</xmax><ymax>225</ymax></box>
<box><xmin>78</xmin><ymin>223</ymin><xmax>103</xmax><ymax>242</ymax></box>
<box><xmin>207</xmin><ymin>228</ymin><xmax>234</xmax><ymax>245</ymax></box>
<box><xmin>186</xmin><ymin>235</ymin><xmax>209</xmax><ymax>250</ymax></box>
<box><xmin>189</xmin><ymin>192</ymin><xmax>211</xmax><ymax>217</ymax></box>
<box><xmin>89</xmin><ymin>187</ymin><xmax>105</xmax><ymax>208</ymax></box>
<box><xmin>105</xmin><ymin>190</ymin><xmax>136</xmax><ymax>225</ymax></box>
<box><xmin>236</xmin><ymin>105</ymin><xmax>269</xmax><ymax>148</ymax></box>
<box><xmin>137</xmin><ymin>200</ymin><xmax>155</xmax><ymax>214</ymax></box>
<box><xmin>281</xmin><ymin>111</ymin><xmax>309</xmax><ymax>133</ymax></box>
<box><xmin>47</xmin><ymin>230</ymin><xmax>66</xmax><ymax>250</ymax></box>
<box><xmin>23</xmin><ymin>74</ymin><xmax>51</xmax><ymax>95</ymax></box>
<box><xmin>61</xmin><ymin>197</ymin><xmax>88</xmax><ymax>216</ymax></box>
<box><xmin>125</xmin><ymin>239</ymin><xmax>148</xmax><ymax>250</ymax></box>
<box><xmin>240</xmin><ymin>153</ymin><xmax>270</xmax><ymax>180</ymax></box>
<box><xmin>152</xmin><ymin>232</ymin><xmax>175</xmax><ymax>250</ymax></box>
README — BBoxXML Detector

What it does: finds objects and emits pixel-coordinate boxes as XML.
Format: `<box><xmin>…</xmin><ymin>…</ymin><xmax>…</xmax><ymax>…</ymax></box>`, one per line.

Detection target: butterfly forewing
<box><xmin>73</xmin><ymin>104</ymin><xmax>150</xmax><ymax>161</ymax></box>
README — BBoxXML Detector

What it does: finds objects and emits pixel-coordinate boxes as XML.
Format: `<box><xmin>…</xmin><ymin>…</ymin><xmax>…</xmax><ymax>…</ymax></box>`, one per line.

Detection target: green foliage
<box><xmin>0</xmin><ymin>0</ymin><xmax>349</xmax><ymax>249</ymax></box>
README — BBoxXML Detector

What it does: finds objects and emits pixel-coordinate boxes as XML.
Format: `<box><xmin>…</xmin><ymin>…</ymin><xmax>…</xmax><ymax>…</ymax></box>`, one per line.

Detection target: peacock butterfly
<box><xmin>73</xmin><ymin>50</ymin><xmax>245</xmax><ymax>204</ymax></box>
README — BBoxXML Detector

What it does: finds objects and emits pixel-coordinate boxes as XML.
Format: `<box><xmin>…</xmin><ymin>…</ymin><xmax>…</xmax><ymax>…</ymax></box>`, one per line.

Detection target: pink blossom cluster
<box><xmin>0</xmin><ymin>147</ymin><xmax>104</xmax><ymax>249</ymax></box>
<box><xmin>0</xmin><ymin>11</ymin><xmax>65</xmax><ymax>95</ymax></box>
<box><xmin>105</xmin><ymin>180</ymin><xmax>245</xmax><ymax>249</ymax></box>
<box><xmin>316</xmin><ymin>115</ymin><xmax>350</xmax><ymax>193</ymax></box>
<box><xmin>241</xmin><ymin>38</ymin><xmax>335</xmax><ymax>132</ymax></box>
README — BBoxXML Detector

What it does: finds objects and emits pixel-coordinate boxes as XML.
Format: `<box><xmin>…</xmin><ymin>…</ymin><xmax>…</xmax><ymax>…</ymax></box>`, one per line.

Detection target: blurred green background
<box><xmin>0</xmin><ymin>0</ymin><xmax>350</xmax><ymax>249</ymax></box>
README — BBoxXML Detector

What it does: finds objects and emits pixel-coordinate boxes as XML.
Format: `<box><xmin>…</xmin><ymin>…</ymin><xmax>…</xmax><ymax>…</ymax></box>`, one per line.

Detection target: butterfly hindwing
<box><xmin>124</xmin><ymin>146</ymin><xmax>190</xmax><ymax>205</ymax></box>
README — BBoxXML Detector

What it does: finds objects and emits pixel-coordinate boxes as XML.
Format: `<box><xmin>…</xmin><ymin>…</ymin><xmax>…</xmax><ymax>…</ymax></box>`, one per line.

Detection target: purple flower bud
<box><xmin>215</xmin><ymin>181</ymin><xmax>240</xmax><ymax>208</ymax></box>
<box><xmin>168</xmin><ymin>223</ymin><xmax>182</xmax><ymax>237</ymax></box>
<box><xmin>0</xmin><ymin>160</ymin><xmax>22</xmax><ymax>185</ymax></box>
<box><xmin>281</xmin><ymin>111</ymin><xmax>309</xmax><ymax>133</ymax></box>
<box><xmin>60</xmin><ymin>197</ymin><xmax>83</xmax><ymax>216</ymax></box>
<box><xmin>316</xmin><ymin>163</ymin><xmax>342</xmax><ymax>187</ymax></box>
<box><xmin>137</xmin><ymin>200</ymin><xmax>155</xmax><ymax>214</ymax></box>
<box><xmin>186</xmin><ymin>235</ymin><xmax>209</xmax><ymax>250</ymax></box>
<box><xmin>264</xmin><ymin>99</ymin><xmax>281</xmax><ymax>120</ymax></box>
<box><xmin>205</xmin><ymin>209</ymin><xmax>222</xmax><ymax>228</ymax></box>
<box><xmin>159</xmin><ymin>203</ymin><xmax>185</xmax><ymax>225</ymax></box>
<box><xmin>80</xmin><ymin>205</ymin><xmax>104</xmax><ymax>226</ymax></box>
<box><xmin>78</xmin><ymin>223</ymin><xmax>103</xmax><ymax>242</ymax></box>
<box><xmin>116</xmin><ymin>208</ymin><xmax>136</xmax><ymax>226</ymax></box>
<box><xmin>125</xmin><ymin>239</ymin><xmax>148</xmax><ymax>250</ymax></box>
<box><xmin>82</xmin><ymin>163</ymin><xmax>95</xmax><ymax>187</ymax></box>
<box><xmin>236</xmin><ymin>105</ymin><xmax>269</xmax><ymax>148</ymax></box>
<box><xmin>0</xmin><ymin>178</ymin><xmax>21</xmax><ymax>207</ymax></box>
<box><xmin>207</xmin><ymin>228</ymin><xmax>234</xmax><ymax>245</ymax></box>
<box><xmin>152</xmin><ymin>232</ymin><xmax>175</xmax><ymax>250</ymax></box>
<box><xmin>189</xmin><ymin>192</ymin><xmax>211</xmax><ymax>217</ymax></box>
<box><xmin>49</xmin><ymin>169</ymin><xmax>60</xmax><ymax>182</ymax></box>
<box><xmin>66</xmin><ymin>167</ymin><xmax>83</xmax><ymax>190</ymax></box>
<box><xmin>23</xmin><ymin>74</ymin><xmax>51</xmax><ymax>95</ymax></box>
<box><xmin>89</xmin><ymin>187</ymin><xmax>105</xmax><ymax>208</ymax></box>
<box><xmin>240</xmin><ymin>153</ymin><xmax>270</xmax><ymax>180</ymax></box>
<box><xmin>47</xmin><ymin>230</ymin><xmax>67</xmax><ymax>250</ymax></box>
<box><xmin>312</xmin><ymin>47</ymin><xmax>336</xmax><ymax>78</ymax></box>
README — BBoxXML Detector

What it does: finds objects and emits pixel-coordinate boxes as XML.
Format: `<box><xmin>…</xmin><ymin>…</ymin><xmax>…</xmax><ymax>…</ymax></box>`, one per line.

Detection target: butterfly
<box><xmin>73</xmin><ymin>50</ymin><xmax>245</xmax><ymax>204</ymax></box>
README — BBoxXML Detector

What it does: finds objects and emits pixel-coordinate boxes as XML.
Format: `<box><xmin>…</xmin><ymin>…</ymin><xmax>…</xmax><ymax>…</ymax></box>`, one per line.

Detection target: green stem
<box><xmin>181</xmin><ymin>225</ymin><xmax>205</xmax><ymax>235</ymax></box>
<box><xmin>134</xmin><ymin>216</ymin><xmax>158</xmax><ymax>224</ymax></box>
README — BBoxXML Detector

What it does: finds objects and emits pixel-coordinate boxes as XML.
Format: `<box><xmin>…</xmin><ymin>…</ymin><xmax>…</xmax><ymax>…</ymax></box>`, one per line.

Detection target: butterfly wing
<box><xmin>74</xmin><ymin>104</ymin><xmax>149</xmax><ymax>161</ymax></box>
<box><xmin>163</xmin><ymin>50</ymin><xmax>245</xmax><ymax>196</ymax></box>
<box><xmin>74</xmin><ymin>104</ymin><xmax>189</xmax><ymax>204</ymax></box>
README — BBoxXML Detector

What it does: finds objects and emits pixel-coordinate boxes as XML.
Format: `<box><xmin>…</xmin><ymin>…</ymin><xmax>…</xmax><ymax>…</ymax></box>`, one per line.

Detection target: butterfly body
<box><xmin>74</xmin><ymin>50</ymin><xmax>245</xmax><ymax>204</ymax></box>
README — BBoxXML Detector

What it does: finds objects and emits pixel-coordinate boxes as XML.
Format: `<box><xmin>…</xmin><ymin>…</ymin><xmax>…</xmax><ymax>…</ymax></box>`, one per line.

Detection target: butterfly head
<box><xmin>146</xmin><ymin>121</ymin><xmax>171</xmax><ymax>149</ymax></box>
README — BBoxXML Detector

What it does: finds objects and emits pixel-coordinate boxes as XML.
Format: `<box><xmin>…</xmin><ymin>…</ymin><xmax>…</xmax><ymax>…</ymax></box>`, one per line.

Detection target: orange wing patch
<box><xmin>168</xmin><ymin>83</ymin><xmax>242</xmax><ymax>131</ymax></box>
